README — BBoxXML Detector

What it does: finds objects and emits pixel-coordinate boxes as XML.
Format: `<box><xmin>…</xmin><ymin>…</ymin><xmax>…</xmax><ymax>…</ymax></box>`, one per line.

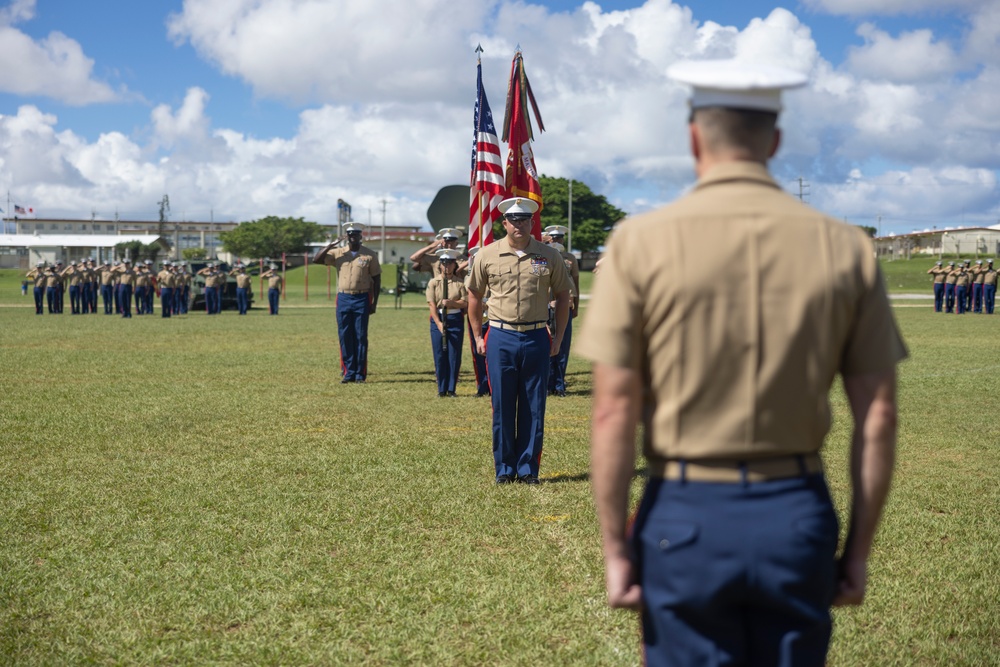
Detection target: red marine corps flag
<box><xmin>469</xmin><ymin>46</ymin><xmax>504</xmax><ymax>249</ymax></box>
<box><xmin>502</xmin><ymin>48</ymin><xmax>545</xmax><ymax>240</ymax></box>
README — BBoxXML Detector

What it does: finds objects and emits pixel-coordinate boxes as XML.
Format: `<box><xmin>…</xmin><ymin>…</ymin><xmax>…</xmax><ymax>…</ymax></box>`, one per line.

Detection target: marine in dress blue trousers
<box><xmin>933</xmin><ymin>282</ymin><xmax>944</xmax><ymax>312</ymax></box>
<box><xmin>431</xmin><ymin>313</ymin><xmax>465</xmax><ymax>394</ymax></box>
<box><xmin>485</xmin><ymin>325</ymin><xmax>552</xmax><ymax>478</ymax></box>
<box><xmin>336</xmin><ymin>292</ymin><xmax>371</xmax><ymax>382</ymax></box>
<box><xmin>467</xmin><ymin>200</ymin><xmax>572</xmax><ymax>484</ymax></box>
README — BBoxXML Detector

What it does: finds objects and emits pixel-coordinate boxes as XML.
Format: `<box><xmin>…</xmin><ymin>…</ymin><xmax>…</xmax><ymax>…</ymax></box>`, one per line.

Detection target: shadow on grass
<box><xmin>542</xmin><ymin>467</ymin><xmax>647</xmax><ymax>484</ymax></box>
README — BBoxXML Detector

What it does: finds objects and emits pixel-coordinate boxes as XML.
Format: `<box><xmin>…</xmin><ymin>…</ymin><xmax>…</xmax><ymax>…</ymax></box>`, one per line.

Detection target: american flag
<box><xmin>468</xmin><ymin>59</ymin><xmax>504</xmax><ymax>249</ymax></box>
<box><xmin>14</xmin><ymin>205</ymin><xmax>26</xmax><ymax>214</ymax></box>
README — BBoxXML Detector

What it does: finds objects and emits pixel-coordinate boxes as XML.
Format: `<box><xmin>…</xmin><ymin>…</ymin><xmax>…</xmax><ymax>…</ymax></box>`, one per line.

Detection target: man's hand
<box><xmin>605</xmin><ymin>552</ymin><xmax>643</xmax><ymax>610</ymax></box>
<box><xmin>832</xmin><ymin>554</ymin><xmax>868</xmax><ymax>606</ymax></box>
<box><xmin>475</xmin><ymin>336</ymin><xmax>486</xmax><ymax>356</ymax></box>
<box><xmin>550</xmin><ymin>336</ymin><xmax>562</xmax><ymax>357</ymax></box>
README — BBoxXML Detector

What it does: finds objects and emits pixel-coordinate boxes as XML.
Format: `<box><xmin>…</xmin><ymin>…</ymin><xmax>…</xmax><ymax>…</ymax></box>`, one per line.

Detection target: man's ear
<box><xmin>689</xmin><ymin>122</ymin><xmax>701</xmax><ymax>161</ymax></box>
<box><xmin>769</xmin><ymin>127</ymin><xmax>781</xmax><ymax>158</ymax></box>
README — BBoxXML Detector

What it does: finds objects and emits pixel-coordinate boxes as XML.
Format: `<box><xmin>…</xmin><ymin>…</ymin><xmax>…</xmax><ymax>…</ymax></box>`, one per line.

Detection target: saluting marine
<box><xmin>927</xmin><ymin>260</ymin><xmax>947</xmax><ymax>313</ymax></box>
<box><xmin>982</xmin><ymin>259</ymin><xmax>997</xmax><ymax>315</ymax></box>
<box><xmin>261</xmin><ymin>263</ymin><xmax>283</xmax><ymax>315</ymax></box>
<box><xmin>426</xmin><ymin>249</ymin><xmax>468</xmax><ymax>397</ymax></box>
<box><xmin>113</xmin><ymin>259</ymin><xmax>137</xmax><ymax>318</ymax></box>
<box><xmin>230</xmin><ymin>264</ymin><xmax>253</xmax><ymax>315</ymax></box>
<box><xmin>100</xmin><ymin>262</ymin><xmax>116</xmax><ymax>314</ymax></box>
<box><xmin>411</xmin><ymin>228</ymin><xmax>467</xmax><ymax>279</ymax></box>
<box><xmin>315</xmin><ymin>222</ymin><xmax>382</xmax><ymax>383</ymax></box>
<box><xmin>156</xmin><ymin>261</ymin><xmax>175</xmax><ymax>318</ymax></box>
<box><xmin>25</xmin><ymin>262</ymin><xmax>47</xmax><ymax>314</ymax></box>
<box><xmin>944</xmin><ymin>261</ymin><xmax>958</xmax><ymax>313</ymax></box>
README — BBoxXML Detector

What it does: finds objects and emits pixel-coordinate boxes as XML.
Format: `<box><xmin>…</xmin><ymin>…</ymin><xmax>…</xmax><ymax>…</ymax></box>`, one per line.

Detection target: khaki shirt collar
<box><xmin>497</xmin><ymin>235</ymin><xmax>546</xmax><ymax>256</ymax></box>
<box><xmin>694</xmin><ymin>161</ymin><xmax>781</xmax><ymax>193</ymax></box>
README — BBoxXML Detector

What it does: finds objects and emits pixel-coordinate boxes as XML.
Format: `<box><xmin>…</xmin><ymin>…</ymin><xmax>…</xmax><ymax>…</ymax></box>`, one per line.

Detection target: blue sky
<box><xmin>1</xmin><ymin>0</ymin><xmax>997</xmax><ymax>235</ymax></box>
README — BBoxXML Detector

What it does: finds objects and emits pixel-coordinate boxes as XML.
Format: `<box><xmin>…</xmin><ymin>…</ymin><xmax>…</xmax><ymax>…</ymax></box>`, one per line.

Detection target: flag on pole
<box><xmin>502</xmin><ymin>50</ymin><xmax>545</xmax><ymax>240</ymax></box>
<box><xmin>469</xmin><ymin>53</ymin><xmax>504</xmax><ymax>249</ymax></box>
<box><xmin>14</xmin><ymin>205</ymin><xmax>25</xmax><ymax>214</ymax></box>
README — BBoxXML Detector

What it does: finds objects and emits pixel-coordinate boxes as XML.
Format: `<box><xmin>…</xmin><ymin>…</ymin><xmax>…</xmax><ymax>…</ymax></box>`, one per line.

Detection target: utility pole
<box><xmin>567</xmin><ymin>179</ymin><xmax>573</xmax><ymax>253</ymax></box>
<box><xmin>796</xmin><ymin>177</ymin><xmax>809</xmax><ymax>203</ymax></box>
<box><xmin>877</xmin><ymin>214</ymin><xmax>882</xmax><ymax>238</ymax></box>
<box><xmin>91</xmin><ymin>208</ymin><xmax>97</xmax><ymax>235</ymax></box>
<box><xmin>380</xmin><ymin>198</ymin><xmax>388</xmax><ymax>264</ymax></box>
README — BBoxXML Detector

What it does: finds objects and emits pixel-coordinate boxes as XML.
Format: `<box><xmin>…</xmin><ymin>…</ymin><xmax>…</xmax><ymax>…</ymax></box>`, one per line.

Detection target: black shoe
<box><xmin>495</xmin><ymin>474</ymin><xmax>516</xmax><ymax>485</ymax></box>
<box><xmin>341</xmin><ymin>377</ymin><xmax>352</xmax><ymax>384</ymax></box>
<box><xmin>356</xmin><ymin>378</ymin><xmax>366</xmax><ymax>384</ymax></box>
<box><xmin>476</xmin><ymin>391</ymin><xmax>490</xmax><ymax>398</ymax></box>
<box><xmin>555</xmin><ymin>390</ymin><xmax>566</xmax><ymax>397</ymax></box>
<box><xmin>519</xmin><ymin>474</ymin><xmax>540</xmax><ymax>485</ymax></box>
<box><xmin>446</xmin><ymin>391</ymin><xmax>457</xmax><ymax>397</ymax></box>
<box><xmin>439</xmin><ymin>391</ymin><xmax>446</xmax><ymax>397</ymax></box>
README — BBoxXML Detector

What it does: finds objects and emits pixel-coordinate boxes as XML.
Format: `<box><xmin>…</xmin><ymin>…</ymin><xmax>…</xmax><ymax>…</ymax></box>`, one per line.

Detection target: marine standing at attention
<box><xmin>426</xmin><ymin>249</ymin><xmax>468</xmax><ymax>397</ymax></box>
<box><xmin>315</xmin><ymin>222</ymin><xmax>381</xmax><ymax>384</ymax></box>
<box><xmin>467</xmin><ymin>197</ymin><xmax>572</xmax><ymax>485</ymax></box>
<box><xmin>580</xmin><ymin>60</ymin><xmax>907</xmax><ymax>666</ymax></box>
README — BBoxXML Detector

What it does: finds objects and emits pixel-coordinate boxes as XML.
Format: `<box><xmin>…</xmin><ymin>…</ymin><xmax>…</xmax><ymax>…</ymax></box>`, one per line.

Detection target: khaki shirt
<box><xmin>928</xmin><ymin>266</ymin><xmax>947</xmax><ymax>284</ymax></box>
<box><xmin>234</xmin><ymin>273</ymin><xmax>253</xmax><ymax>289</ymax></box>
<box><xmin>972</xmin><ymin>267</ymin><xmax>986</xmax><ymax>284</ymax></box>
<box><xmin>136</xmin><ymin>269</ymin><xmax>152</xmax><ymax>287</ymax></box>
<box><xmin>577</xmin><ymin>161</ymin><xmax>907</xmax><ymax>463</ymax></box>
<box><xmin>324</xmin><ymin>246</ymin><xmax>381</xmax><ymax>292</ymax></box>
<box><xmin>559</xmin><ymin>250</ymin><xmax>580</xmax><ymax>299</ymax></box>
<box><xmin>64</xmin><ymin>267</ymin><xmax>84</xmax><ymax>287</ymax></box>
<box><xmin>944</xmin><ymin>269</ymin><xmax>958</xmax><ymax>284</ymax></box>
<box><xmin>45</xmin><ymin>270</ymin><xmax>63</xmax><ymax>288</ymax></box>
<box><xmin>983</xmin><ymin>268</ymin><xmax>997</xmax><ymax>286</ymax></box>
<box><xmin>426</xmin><ymin>276</ymin><xmax>468</xmax><ymax>309</ymax></box>
<box><xmin>116</xmin><ymin>266</ymin><xmax>137</xmax><ymax>286</ymax></box>
<box><xmin>955</xmin><ymin>270</ymin><xmax>971</xmax><ymax>288</ymax></box>
<box><xmin>157</xmin><ymin>270</ymin><xmax>174</xmax><ymax>288</ymax></box>
<box><xmin>26</xmin><ymin>269</ymin><xmax>46</xmax><ymax>287</ymax></box>
<box><xmin>265</xmin><ymin>273</ymin><xmax>282</xmax><ymax>290</ymax></box>
<box><xmin>467</xmin><ymin>237</ymin><xmax>571</xmax><ymax>323</ymax></box>
<box><xmin>100</xmin><ymin>269</ymin><xmax>116</xmax><ymax>286</ymax></box>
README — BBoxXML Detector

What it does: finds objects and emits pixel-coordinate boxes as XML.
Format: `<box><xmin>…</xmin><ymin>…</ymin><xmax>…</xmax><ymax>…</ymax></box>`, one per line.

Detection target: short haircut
<box><xmin>691</xmin><ymin>107</ymin><xmax>778</xmax><ymax>158</ymax></box>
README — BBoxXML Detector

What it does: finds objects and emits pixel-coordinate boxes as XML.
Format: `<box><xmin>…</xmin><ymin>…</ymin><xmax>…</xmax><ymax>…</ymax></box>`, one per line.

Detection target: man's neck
<box><xmin>506</xmin><ymin>235</ymin><xmax>531</xmax><ymax>252</ymax></box>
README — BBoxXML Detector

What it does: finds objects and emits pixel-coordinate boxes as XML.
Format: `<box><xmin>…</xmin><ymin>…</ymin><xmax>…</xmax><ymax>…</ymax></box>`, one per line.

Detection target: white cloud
<box><xmin>151</xmin><ymin>87</ymin><xmax>211</xmax><ymax>148</ymax></box>
<box><xmin>847</xmin><ymin>23</ymin><xmax>960</xmax><ymax>82</ymax></box>
<box><xmin>802</xmin><ymin>0</ymin><xmax>988</xmax><ymax>17</ymax></box>
<box><xmin>166</xmin><ymin>0</ymin><xmax>493</xmax><ymax>105</ymax></box>
<box><xmin>1</xmin><ymin>0</ymin><xmax>998</xmax><ymax>234</ymax></box>
<box><xmin>0</xmin><ymin>0</ymin><xmax>119</xmax><ymax>104</ymax></box>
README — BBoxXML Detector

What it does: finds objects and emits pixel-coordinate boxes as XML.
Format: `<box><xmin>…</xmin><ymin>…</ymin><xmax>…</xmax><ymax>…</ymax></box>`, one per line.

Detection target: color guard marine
<box><xmin>425</xmin><ymin>249</ymin><xmax>468</xmax><ymax>396</ymax></box>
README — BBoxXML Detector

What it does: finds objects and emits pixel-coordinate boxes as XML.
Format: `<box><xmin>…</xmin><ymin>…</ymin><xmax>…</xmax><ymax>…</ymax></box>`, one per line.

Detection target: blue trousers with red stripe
<box><xmin>467</xmin><ymin>321</ymin><xmax>490</xmax><ymax>395</ymax></box>
<box><xmin>485</xmin><ymin>326</ymin><xmax>550</xmax><ymax>479</ymax></box>
<box><xmin>336</xmin><ymin>292</ymin><xmax>371</xmax><ymax>382</ymax></box>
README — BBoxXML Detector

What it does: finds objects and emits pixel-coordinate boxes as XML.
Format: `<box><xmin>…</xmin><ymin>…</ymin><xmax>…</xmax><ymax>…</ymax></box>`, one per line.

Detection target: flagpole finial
<box><xmin>476</xmin><ymin>43</ymin><xmax>484</xmax><ymax>55</ymax></box>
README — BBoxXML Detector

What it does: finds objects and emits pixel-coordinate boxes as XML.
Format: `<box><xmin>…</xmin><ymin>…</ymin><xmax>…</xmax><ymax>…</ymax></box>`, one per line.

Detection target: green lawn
<box><xmin>0</xmin><ymin>262</ymin><xmax>997</xmax><ymax>665</ymax></box>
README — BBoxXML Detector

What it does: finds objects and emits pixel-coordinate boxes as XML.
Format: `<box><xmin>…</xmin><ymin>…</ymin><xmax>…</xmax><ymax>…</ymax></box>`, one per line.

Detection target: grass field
<box><xmin>0</xmin><ymin>262</ymin><xmax>997</xmax><ymax>665</ymax></box>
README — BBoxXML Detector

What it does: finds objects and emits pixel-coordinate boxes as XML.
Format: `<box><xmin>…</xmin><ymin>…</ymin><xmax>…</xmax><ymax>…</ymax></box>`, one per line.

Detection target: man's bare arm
<box><xmin>835</xmin><ymin>368</ymin><xmax>898</xmax><ymax>607</ymax></box>
<box><xmin>591</xmin><ymin>362</ymin><xmax>643</xmax><ymax>610</ymax></box>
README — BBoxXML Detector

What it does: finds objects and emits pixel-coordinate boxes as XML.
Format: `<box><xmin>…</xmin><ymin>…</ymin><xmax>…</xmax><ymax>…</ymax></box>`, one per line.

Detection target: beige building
<box><xmin>7</xmin><ymin>217</ymin><xmax>238</xmax><ymax>260</ymax></box>
<box><xmin>874</xmin><ymin>226</ymin><xmax>1000</xmax><ymax>260</ymax></box>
